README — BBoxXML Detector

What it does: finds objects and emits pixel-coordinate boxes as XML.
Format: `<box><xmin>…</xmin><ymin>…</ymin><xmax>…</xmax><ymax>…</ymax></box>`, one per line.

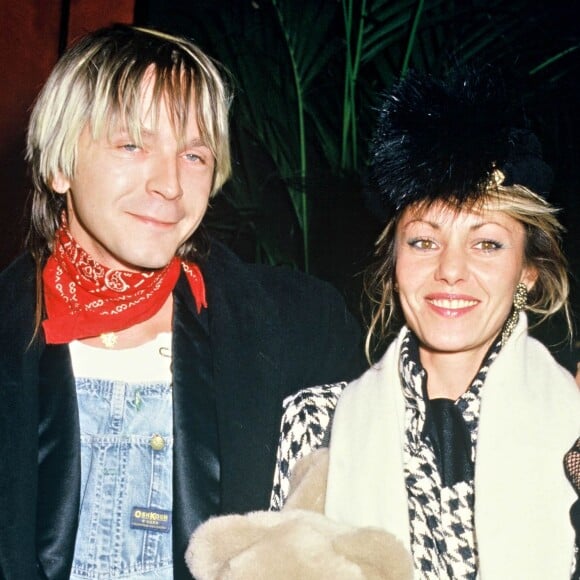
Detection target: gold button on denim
<box><xmin>150</xmin><ymin>434</ymin><xmax>165</xmax><ymax>451</ymax></box>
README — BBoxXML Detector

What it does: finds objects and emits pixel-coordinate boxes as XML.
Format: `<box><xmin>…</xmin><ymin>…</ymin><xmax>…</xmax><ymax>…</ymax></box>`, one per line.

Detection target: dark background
<box><xmin>1</xmin><ymin>0</ymin><xmax>579</xmax><ymax>368</ymax></box>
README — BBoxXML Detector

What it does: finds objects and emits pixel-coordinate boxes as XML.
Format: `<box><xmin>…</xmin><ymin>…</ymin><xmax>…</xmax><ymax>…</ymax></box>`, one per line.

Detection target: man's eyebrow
<box><xmin>182</xmin><ymin>137</ymin><xmax>209</xmax><ymax>148</ymax></box>
<box><xmin>133</xmin><ymin>127</ymin><xmax>209</xmax><ymax>147</ymax></box>
<box><xmin>110</xmin><ymin>126</ymin><xmax>210</xmax><ymax>147</ymax></box>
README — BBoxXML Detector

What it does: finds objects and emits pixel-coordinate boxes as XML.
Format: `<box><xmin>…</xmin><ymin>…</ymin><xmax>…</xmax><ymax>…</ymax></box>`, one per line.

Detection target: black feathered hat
<box><xmin>366</xmin><ymin>66</ymin><xmax>553</xmax><ymax>221</ymax></box>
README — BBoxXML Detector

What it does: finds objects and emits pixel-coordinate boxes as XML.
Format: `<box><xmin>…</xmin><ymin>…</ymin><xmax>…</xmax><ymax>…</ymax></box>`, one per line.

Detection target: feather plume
<box><xmin>366</xmin><ymin>66</ymin><xmax>552</xmax><ymax>220</ymax></box>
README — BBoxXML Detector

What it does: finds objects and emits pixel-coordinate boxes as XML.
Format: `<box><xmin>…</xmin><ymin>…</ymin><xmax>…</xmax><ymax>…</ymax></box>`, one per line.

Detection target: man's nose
<box><xmin>147</xmin><ymin>155</ymin><xmax>183</xmax><ymax>200</ymax></box>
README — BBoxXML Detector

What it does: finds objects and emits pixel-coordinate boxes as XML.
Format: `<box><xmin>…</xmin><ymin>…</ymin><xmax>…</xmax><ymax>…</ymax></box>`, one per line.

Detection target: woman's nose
<box><xmin>434</xmin><ymin>245</ymin><xmax>468</xmax><ymax>285</ymax></box>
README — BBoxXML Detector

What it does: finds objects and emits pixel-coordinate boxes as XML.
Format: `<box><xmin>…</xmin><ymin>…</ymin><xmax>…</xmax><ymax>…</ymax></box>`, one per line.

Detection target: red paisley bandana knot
<box><xmin>42</xmin><ymin>225</ymin><xmax>207</xmax><ymax>344</ymax></box>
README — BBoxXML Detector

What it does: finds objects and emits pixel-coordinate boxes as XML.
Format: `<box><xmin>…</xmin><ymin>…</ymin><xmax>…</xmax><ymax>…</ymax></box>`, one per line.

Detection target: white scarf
<box><xmin>326</xmin><ymin>315</ymin><xmax>580</xmax><ymax>579</ymax></box>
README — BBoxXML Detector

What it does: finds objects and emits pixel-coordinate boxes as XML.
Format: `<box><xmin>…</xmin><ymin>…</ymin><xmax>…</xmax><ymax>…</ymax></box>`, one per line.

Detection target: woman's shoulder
<box><xmin>270</xmin><ymin>382</ymin><xmax>347</xmax><ymax>510</ymax></box>
<box><xmin>281</xmin><ymin>382</ymin><xmax>347</xmax><ymax>424</ymax></box>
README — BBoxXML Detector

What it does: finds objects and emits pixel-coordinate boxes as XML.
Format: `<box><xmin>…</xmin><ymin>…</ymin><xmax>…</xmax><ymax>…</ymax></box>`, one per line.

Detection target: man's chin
<box><xmin>114</xmin><ymin>254</ymin><xmax>176</xmax><ymax>273</ymax></box>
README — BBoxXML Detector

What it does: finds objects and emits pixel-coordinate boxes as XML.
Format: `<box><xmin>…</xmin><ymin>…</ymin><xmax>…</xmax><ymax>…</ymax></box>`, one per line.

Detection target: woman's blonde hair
<box><xmin>26</xmin><ymin>24</ymin><xmax>232</xmax><ymax>264</ymax></box>
<box><xmin>364</xmin><ymin>185</ymin><xmax>571</xmax><ymax>360</ymax></box>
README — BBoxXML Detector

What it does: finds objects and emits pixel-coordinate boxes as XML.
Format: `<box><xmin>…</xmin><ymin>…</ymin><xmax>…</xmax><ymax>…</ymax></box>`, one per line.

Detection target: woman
<box><xmin>188</xmin><ymin>68</ymin><xmax>580</xmax><ymax>579</ymax></box>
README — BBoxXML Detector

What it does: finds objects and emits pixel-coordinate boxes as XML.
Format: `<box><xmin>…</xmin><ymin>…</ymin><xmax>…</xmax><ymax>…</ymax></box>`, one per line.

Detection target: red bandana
<box><xmin>42</xmin><ymin>224</ymin><xmax>207</xmax><ymax>344</ymax></box>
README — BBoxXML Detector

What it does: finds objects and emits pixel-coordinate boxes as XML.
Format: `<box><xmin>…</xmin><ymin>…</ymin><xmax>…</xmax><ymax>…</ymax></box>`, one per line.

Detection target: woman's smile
<box><xmin>425</xmin><ymin>293</ymin><xmax>479</xmax><ymax>317</ymax></box>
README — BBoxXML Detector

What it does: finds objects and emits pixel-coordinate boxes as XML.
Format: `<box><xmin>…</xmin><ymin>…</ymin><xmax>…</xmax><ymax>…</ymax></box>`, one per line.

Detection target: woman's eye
<box><xmin>409</xmin><ymin>238</ymin><xmax>436</xmax><ymax>250</ymax></box>
<box><xmin>476</xmin><ymin>240</ymin><xmax>503</xmax><ymax>251</ymax></box>
<box><xmin>184</xmin><ymin>153</ymin><xmax>202</xmax><ymax>162</ymax></box>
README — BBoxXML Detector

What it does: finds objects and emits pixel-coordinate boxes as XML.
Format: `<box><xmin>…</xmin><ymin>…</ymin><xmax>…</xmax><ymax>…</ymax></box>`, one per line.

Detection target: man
<box><xmin>0</xmin><ymin>25</ymin><xmax>364</xmax><ymax>579</ymax></box>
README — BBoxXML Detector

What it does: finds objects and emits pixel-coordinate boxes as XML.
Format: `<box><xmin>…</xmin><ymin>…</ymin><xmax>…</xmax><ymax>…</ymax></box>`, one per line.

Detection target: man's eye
<box><xmin>121</xmin><ymin>144</ymin><xmax>140</xmax><ymax>152</ymax></box>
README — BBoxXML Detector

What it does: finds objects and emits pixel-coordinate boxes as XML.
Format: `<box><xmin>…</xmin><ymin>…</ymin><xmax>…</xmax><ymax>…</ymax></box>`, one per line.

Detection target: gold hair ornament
<box><xmin>488</xmin><ymin>168</ymin><xmax>506</xmax><ymax>189</ymax></box>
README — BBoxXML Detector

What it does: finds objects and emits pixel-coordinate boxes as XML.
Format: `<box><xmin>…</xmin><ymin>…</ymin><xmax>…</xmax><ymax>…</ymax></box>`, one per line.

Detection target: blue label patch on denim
<box><xmin>130</xmin><ymin>507</ymin><xmax>172</xmax><ymax>533</ymax></box>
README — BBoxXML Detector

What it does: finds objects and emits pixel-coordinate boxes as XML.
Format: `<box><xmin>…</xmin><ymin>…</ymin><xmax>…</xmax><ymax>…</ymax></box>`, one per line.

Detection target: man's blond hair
<box><xmin>26</xmin><ymin>24</ymin><xmax>231</xmax><ymax>263</ymax></box>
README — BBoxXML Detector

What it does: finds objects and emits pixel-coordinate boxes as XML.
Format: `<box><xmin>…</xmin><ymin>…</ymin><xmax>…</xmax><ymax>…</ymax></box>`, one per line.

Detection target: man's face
<box><xmin>52</xmin><ymin>79</ymin><xmax>214</xmax><ymax>272</ymax></box>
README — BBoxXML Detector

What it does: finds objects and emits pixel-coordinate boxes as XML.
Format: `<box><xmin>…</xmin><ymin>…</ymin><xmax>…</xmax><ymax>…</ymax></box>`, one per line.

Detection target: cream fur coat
<box><xmin>327</xmin><ymin>316</ymin><xmax>580</xmax><ymax>578</ymax></box>
<box><xmin>186</xmin><ymin>448</ymin><xmax>413</xmax><ymax>579</ymax></box>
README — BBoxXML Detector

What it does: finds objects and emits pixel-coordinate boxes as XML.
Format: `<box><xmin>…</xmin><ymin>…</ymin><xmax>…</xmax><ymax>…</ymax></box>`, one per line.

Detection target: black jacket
<box><xmin>0</xmin><ymin>241</ymin><xmax>365</xmax><ymax>579</ymax></box>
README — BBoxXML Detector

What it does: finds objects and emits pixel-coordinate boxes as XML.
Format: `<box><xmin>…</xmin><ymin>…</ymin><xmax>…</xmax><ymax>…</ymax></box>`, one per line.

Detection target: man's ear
<box><xmin>51</xmin><ymin>171</ymin><xmax>71</xmax><ymax>194</ymax></box>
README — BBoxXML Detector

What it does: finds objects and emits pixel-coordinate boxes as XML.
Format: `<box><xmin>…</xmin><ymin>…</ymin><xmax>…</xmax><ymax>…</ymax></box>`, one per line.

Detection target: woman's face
<box><xmin>395</xmin><ymin>201</ymin><xmax>536</xmax><ymax>361</ymax></box>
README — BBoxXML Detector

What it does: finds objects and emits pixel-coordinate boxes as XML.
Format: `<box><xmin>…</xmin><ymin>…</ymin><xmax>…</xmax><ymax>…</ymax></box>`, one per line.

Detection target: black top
<box><xmin>0</xmin><ymin>240</ymin><xmax>366</xmax><ymax>580</ymax></box>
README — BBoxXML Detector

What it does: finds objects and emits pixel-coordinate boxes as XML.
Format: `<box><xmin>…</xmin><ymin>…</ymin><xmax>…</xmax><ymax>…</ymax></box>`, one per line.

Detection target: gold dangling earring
<box><xmin>501</xmin><ymin>282</ymin><xmax>528</xmax><ymax>346</ymax></box>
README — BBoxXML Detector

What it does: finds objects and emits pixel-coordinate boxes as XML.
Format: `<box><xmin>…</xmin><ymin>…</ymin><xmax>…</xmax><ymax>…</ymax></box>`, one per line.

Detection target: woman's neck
<box><xmin>420</xmin><ymin>346</ymin><xmax>488</xmax><ymax>400</ymax></box>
